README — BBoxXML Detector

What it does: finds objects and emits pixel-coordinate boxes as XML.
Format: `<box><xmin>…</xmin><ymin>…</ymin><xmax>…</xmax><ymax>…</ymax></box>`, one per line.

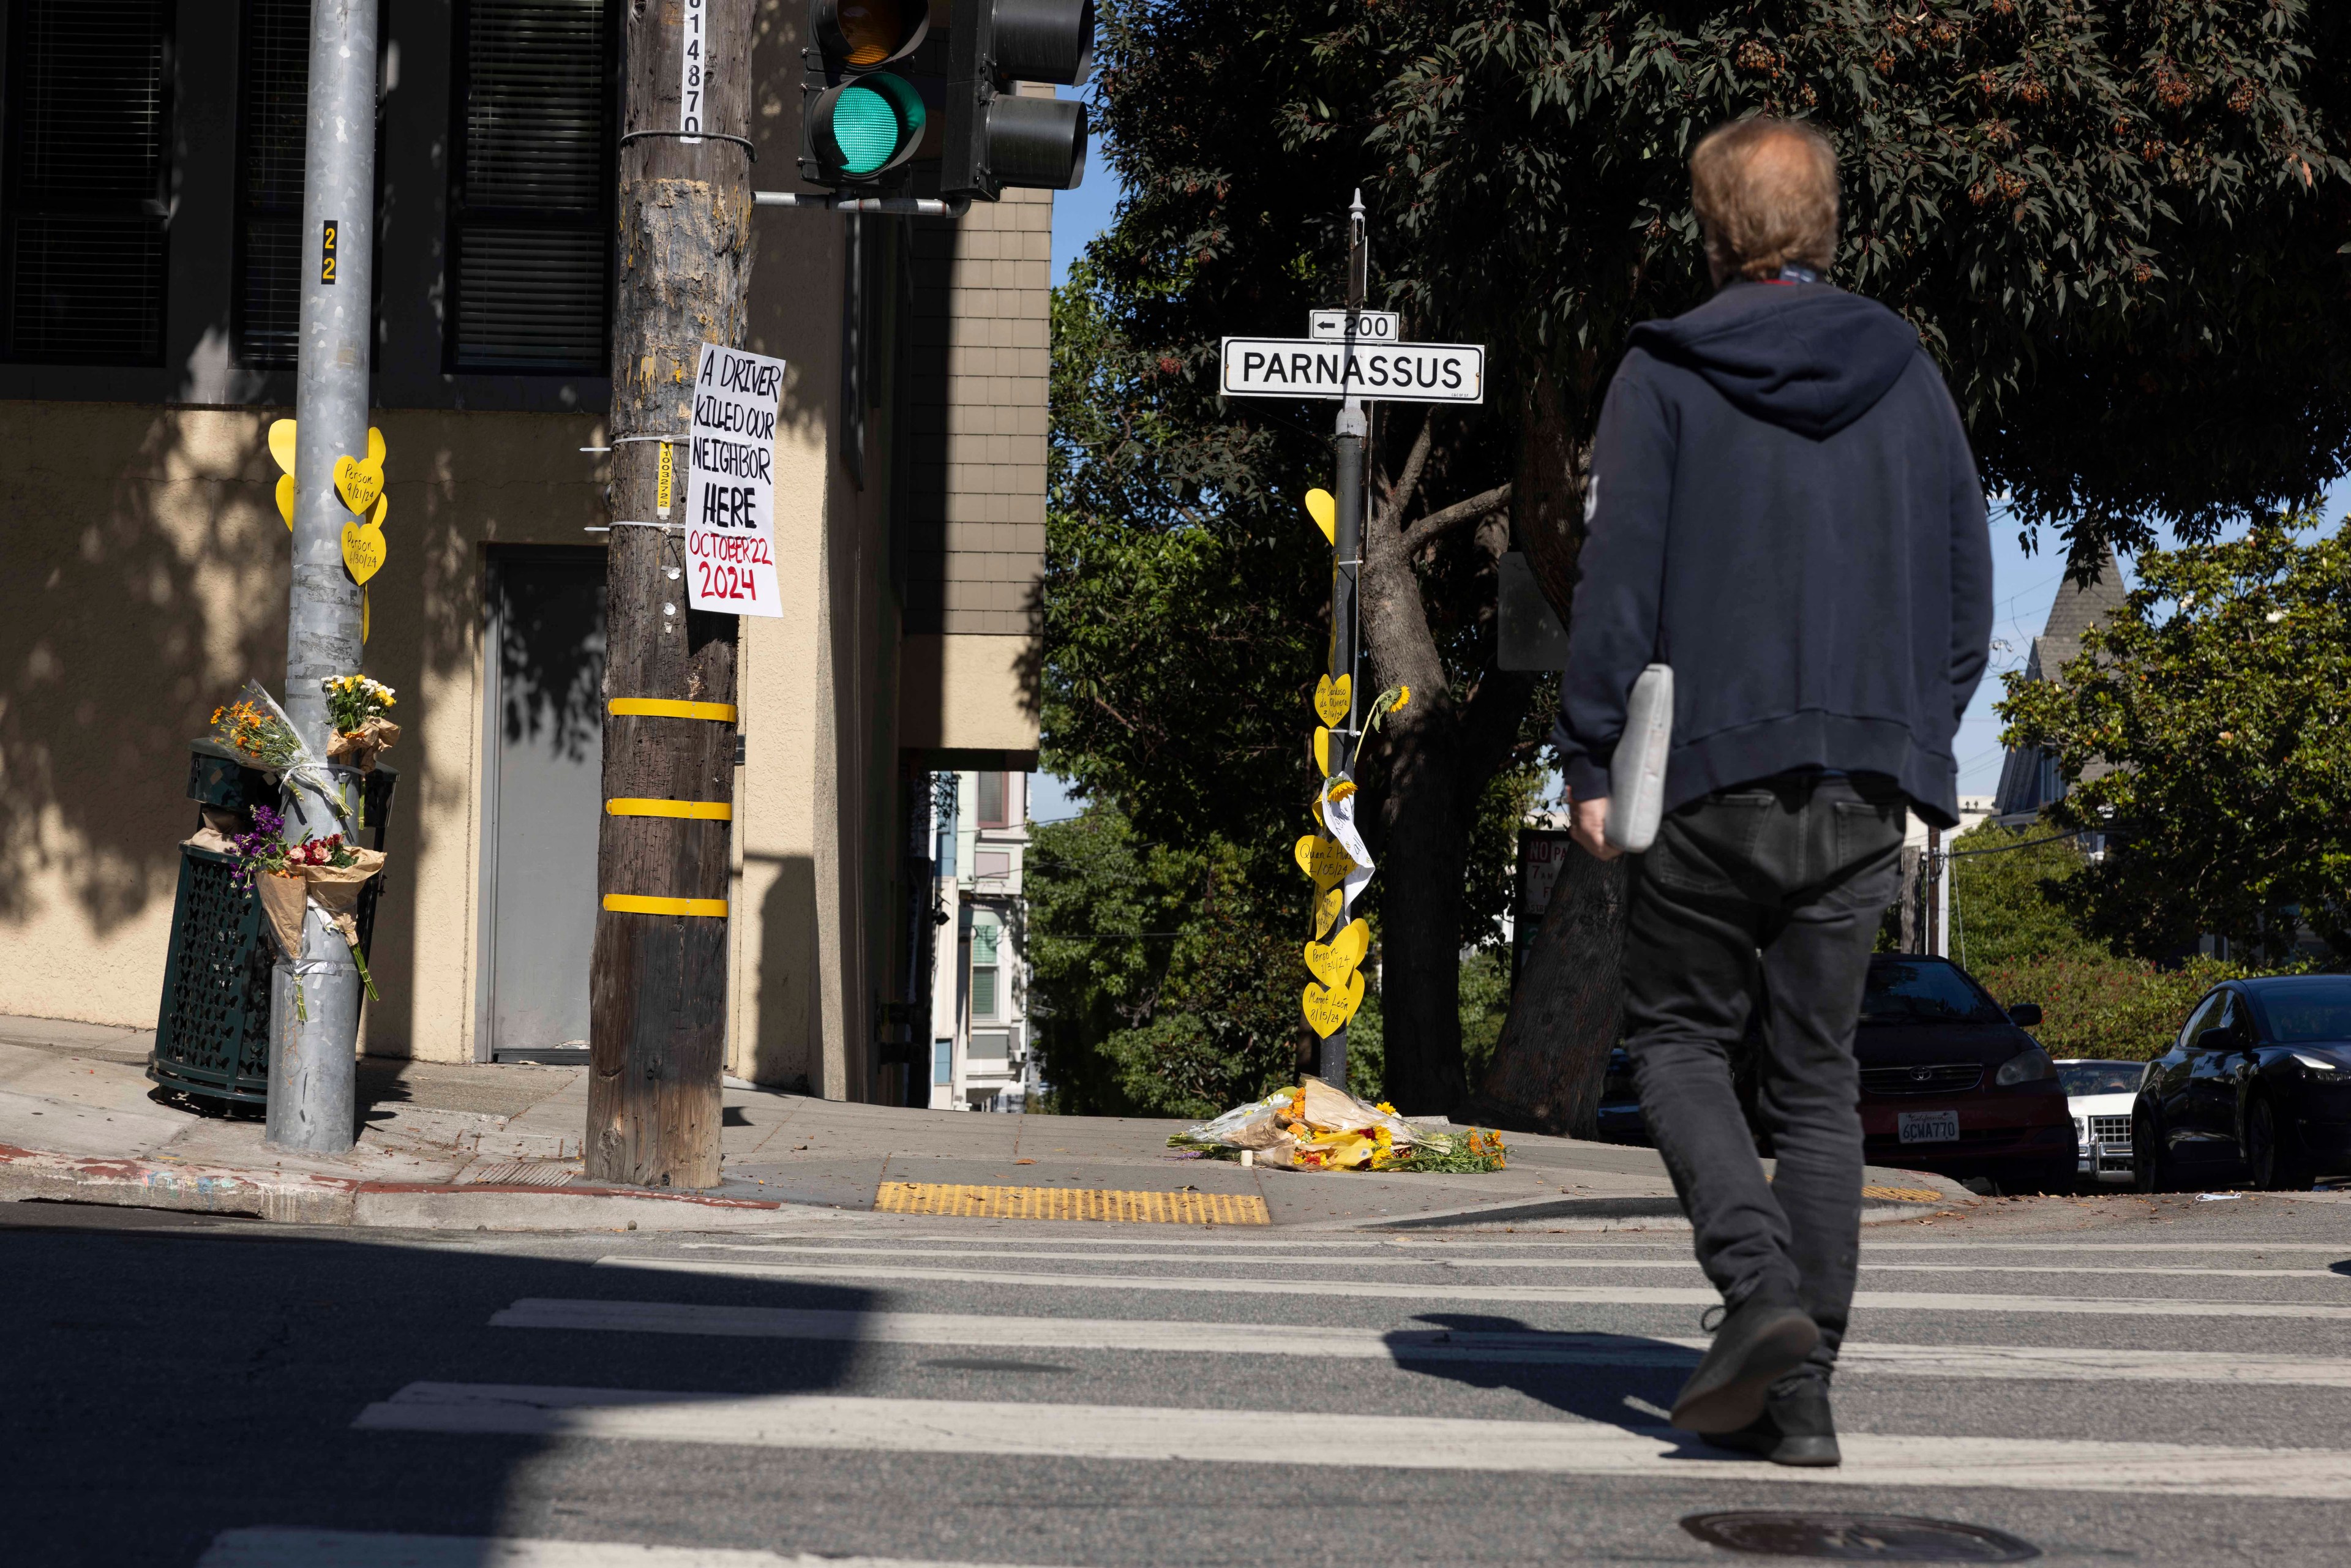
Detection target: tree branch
<box><xmin>1378</xmin><ymin>411</ymin><xmax>1436</xmax><ymax>534</ymax></box>
<box><xmin>1401</xmin><ymin>482</ymin><xmax>1513</xmax><ymax>555</ymax></box>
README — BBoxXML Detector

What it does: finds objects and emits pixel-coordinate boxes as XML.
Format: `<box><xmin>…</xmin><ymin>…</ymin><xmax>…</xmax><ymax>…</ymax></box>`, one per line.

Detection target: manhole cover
<box><xmin>1681</xmin><ymin>1513</ymin><xmax>2039</xmax><ymax>1562</ymax></box>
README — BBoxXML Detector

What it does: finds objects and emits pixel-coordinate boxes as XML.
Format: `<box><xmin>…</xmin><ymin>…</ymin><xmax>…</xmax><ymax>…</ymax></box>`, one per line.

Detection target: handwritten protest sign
<box><xmin>685</xmin><ymin>342</ymin><xmax>785</xmax><ymax>618</ymax></box>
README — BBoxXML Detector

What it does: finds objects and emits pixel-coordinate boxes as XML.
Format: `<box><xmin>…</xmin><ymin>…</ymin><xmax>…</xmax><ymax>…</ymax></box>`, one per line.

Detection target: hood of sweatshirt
<box><xmin>1627</xmin><ymin>281</ymin><xmax>1921</xmax><ymax>440</ymax></box>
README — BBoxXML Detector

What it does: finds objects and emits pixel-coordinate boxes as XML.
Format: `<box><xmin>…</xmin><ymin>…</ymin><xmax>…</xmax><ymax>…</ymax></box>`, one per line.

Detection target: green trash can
<box><xmin>149</xmin><ymin>741</ymin><xmax>397</xmax><ymax>1107</ymax></box>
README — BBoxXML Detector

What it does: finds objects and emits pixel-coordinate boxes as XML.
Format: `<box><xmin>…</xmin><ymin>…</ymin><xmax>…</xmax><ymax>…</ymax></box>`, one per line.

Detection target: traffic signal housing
<box><xmin>940</xmin><ymin>0</ymin><xmax>1093</xmax><ymax>200</ymax></box>
<box><xmin>801</xmin><ymin>0</ymin><xmax>932</xmax><ymax>188</ymax></box>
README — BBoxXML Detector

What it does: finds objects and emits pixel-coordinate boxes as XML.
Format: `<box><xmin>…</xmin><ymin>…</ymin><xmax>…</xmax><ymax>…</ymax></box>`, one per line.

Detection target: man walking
<box><xmin>1555</xmin><ymin>116</ymin><xmax>1993</xmax><ymax>1466</ymax></box>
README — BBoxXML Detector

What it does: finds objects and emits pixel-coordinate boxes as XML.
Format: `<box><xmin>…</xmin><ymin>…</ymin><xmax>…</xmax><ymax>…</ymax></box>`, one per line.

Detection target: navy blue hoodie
<box><xmin>1553</xmin><ymin>279</ymin><xmax>1995</xmax><ymax>828</ymax></box>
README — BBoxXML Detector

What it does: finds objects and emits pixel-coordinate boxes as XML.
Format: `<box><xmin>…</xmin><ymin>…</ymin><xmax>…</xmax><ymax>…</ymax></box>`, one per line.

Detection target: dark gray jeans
<box><xmin>1624</xmin><ymin>770</ymin><xmax>1907</xmax><ymax>1382</ymax></box>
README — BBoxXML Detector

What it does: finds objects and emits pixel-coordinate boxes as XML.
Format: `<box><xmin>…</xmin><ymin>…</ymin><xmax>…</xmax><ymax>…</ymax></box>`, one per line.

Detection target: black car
<box><xmin>2134</xmin><ymin>974</ymin><xmax>2351</xmax><ymax>1191</ymax></box>
<box><xmin>1594</xmin><ymin>954</ymin><xmax>2074</xmax><ymax>1193</ymax></box>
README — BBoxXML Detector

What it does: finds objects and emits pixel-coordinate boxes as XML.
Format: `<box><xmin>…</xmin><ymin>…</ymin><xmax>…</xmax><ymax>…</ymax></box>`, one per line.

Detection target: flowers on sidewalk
<box><xmin>1169</xmin><ymin>1076</ymin><xmax>1506</xmax><ymax>1173</ymax></box>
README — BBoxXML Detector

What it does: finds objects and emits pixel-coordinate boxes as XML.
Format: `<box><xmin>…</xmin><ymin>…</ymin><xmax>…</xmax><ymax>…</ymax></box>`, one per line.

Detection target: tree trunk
<box><xmin>1466</xmin><ymin>845</ymin><xmax>1627</xmax><ymax>1136</ymax></box>
<box><xmin>585</xmin><ymin>0</ymin><xmax>757</xmax><ymax>1187</ymax></box>
<box><xmin>1474</xmin><ymin>358</ymin><xmax>1628</xmax><ymax>1135</ymax></box>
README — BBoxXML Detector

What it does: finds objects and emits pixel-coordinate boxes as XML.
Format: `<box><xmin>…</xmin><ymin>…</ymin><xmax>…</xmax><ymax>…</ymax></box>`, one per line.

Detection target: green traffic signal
<box><xmin>802</xmin><ymin>0</ymin><xmax>933</xmax><ymax>187</ymax></box>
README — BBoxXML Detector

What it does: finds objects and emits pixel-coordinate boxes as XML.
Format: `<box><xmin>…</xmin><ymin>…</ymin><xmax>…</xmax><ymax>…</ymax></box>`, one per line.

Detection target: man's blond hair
<box><xmin>1689</xmin><ymin>117</ymin><xmax>1840</xmax><ymax>283</ymax></box>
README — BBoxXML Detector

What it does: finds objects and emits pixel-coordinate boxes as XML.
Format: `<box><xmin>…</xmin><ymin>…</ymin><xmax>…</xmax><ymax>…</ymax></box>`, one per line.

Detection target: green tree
<box><xmin>1998</xmin><ymin>517</ymin><xmax>2351</xmax><ymax>964</ymax></box>
<box><xmin>1070</xmin><ymin>0</ymin><xmax>2350</xmax><ymax>1121</ymax></box>
<box><xmin>1026</xmin><ymin>802</ymin><xmax>1301</xmax><ymax>1119</ymax></box>
<box><xmin>1949</xmin><ymin>823</ymin><xmax>2104</xmax><ymax>974</ymax></box>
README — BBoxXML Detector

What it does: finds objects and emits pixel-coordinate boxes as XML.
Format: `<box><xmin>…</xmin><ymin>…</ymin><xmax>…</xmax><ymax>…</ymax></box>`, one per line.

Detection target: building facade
<box><xmin>0</xmin><ymin>0</ymin><xmax>1047</xmax><ymax>1103</ymax></box>
<box><xmin>924</xmin><ymin>770</ymin><xmax>1038</xmax><ymax>1111</ymax></box>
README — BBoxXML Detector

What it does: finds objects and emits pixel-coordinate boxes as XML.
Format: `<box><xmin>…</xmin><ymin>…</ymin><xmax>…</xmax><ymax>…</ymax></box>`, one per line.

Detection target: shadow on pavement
<box><xmin>1</xmin><ymin>1205</ymin><xmax>877</xmax><ymax>1567</ymax></box>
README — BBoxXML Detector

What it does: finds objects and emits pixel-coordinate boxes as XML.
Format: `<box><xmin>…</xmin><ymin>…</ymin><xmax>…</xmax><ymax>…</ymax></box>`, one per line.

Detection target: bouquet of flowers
<box><xmin>211</xmin><ymin>682</ymin><xmax>305</xmax><ymax>772</ymax></box>
<box><xmin>223</xmin><ymin>805</ymin><xmax>386</xmax><ymax>1015</ymax></box>
<box><xmin>321</xmin><ymin>673</ymin><xmax>399</xmax><ymax>826</ymax></box>
<box><xmin>1170</xmin><ymin>1076</ymin><xmax>1506</xmax><ymax>1173</ymax></box>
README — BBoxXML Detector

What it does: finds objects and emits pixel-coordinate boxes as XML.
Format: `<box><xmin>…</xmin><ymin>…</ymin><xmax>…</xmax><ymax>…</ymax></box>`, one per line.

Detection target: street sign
<box><xmin>1218</xmin><ymin>337</ymin><xmax>1484</xmax><ymax>403</ymax></box>
<box><xmin>1309</xmin><ymin>308</ymin><xmax>1399</xmax><ymax>342</ymax></box>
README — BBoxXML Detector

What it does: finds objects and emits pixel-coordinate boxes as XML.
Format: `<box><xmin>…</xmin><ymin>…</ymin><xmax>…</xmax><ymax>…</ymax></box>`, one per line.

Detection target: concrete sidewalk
<box><xmin>0</xmin><ymin>1013</ymin><xmax>1967</xmax><ymax>1230</ymax></box>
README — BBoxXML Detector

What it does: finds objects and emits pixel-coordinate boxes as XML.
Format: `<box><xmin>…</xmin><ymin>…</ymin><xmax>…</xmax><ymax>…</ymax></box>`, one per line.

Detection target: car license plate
<box><xmin>1898</xmin><ymin>1109</ymin><xmax>1960</xmax><ymax>1144</ymax></box>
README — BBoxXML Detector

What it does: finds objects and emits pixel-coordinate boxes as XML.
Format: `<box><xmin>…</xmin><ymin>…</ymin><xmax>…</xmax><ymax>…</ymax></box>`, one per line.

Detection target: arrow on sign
<box><xmin>1218</xmin><ymin>337</ymin><xmax>1485</xmax><ymax>403</ymax></box>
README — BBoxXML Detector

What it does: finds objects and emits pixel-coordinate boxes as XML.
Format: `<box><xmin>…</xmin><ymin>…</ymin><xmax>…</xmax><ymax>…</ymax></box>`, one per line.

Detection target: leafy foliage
<box><xmin>1998</xmin><ymin>518</ymin><xmax>2351</xmax><ymax>961</ymax></box>
<box><xmin>1972</xmin><ymin>951</ymin><xmax>2255</xmax><ymax>1060</ymax></box>
<box><xmin>1025</xmin><ymin>802</ymin><xmax>1301</xmax><ymax>1119</ymax></box>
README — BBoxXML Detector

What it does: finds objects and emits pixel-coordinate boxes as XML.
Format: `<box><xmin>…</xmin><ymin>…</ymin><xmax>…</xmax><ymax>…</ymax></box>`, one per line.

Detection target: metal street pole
<box><xmin>1321</xmin><ymin>192</ymin><xmax>1368</xmax><ymax>1089</ymax></box>
<box><xmin>267</xmin><ymin>0</ymin><xmax>379</xmax><ymax>1155</ymax></box>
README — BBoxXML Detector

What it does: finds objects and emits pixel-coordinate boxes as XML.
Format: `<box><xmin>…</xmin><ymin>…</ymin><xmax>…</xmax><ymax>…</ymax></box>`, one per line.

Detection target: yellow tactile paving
<box><xmin>1862</xmin><ymin>1185</ymin><xmax>1946</xmax><ymax>1203</ymax></box>
<box><xmin>874</xmin><ymin>1181</ymin><xmax>1270</xmax><ymax>1226</ymax></box>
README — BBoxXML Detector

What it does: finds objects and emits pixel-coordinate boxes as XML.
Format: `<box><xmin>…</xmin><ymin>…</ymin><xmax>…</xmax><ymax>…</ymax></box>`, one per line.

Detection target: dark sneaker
<box><xmin>1669</xmin><ymin>1288</ymin><xmax>1820</xmax><ymax>1433</ymax></box>
<box><xmin>1702</xmin><ymin>1376</ymin><xmax>1843</xmax><ymax>1467</ymax></box>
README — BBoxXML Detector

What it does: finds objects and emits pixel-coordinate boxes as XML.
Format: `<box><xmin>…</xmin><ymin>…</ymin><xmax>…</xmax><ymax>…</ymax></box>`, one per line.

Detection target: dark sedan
<box><xmin>2134</xmin><ymin>974</ymin><xmax>2351</xmax><ymax>1191</ymax></box>
<box><xmin>1594</xmin><ymin>954</ymin><xmax>2075</xmax><ymax>1193</ymax></box>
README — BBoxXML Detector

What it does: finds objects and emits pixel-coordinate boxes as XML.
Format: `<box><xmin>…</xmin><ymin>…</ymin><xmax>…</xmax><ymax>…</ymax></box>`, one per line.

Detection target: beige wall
<box><xmin>0</xmin><ymin>403</ymin><xmax>603</xmax><ymax>1055</ymax></box>
<box><xmin>1</xmin><ymin>10</ymin><xmax>1047</xmax><ymax>1092</ymax></box>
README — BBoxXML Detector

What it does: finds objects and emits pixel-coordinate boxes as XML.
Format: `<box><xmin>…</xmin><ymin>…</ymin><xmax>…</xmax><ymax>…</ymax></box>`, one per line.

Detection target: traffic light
<box><xmin>940</xmin><ymin>0</ymin><xmax>1093</xmax><ymax>200</ymax></box>
<box><xmin>801</xmin><ymin>0</ymin><xmax>933</xmax><ymax>188</ymax></box>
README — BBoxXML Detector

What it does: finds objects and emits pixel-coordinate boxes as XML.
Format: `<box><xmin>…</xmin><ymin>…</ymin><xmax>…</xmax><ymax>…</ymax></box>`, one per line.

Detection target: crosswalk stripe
<box><xmin>491</xmin><ymin>1299</ymin><xmax>2351</xmax><ymax>1386</ymax></box>
<box><xmin>669</xmin><ymin>1242</ymin><xmax>2345</xmax><ymax>1280</ymax></box>
<box><xmin>593</xmin><ymin>1256</ymin><xmax>2351</xmax><ymax>1318</ymax></box>
<box><xmin>353</xmin><ymin>1383</ymin><xmax>2351</xmax><ymax>1500</ymax></box>
<box><xmin>195</xmin><ymin>1528</ymin><xmax>1067</xmax><ymax>1568</ymax></box>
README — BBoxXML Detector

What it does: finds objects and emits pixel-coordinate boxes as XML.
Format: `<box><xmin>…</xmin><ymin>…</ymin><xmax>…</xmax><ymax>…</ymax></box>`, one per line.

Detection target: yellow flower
<box><xmin>1376</xmin><ymin>1101</ymin><xmax>1397</xmax><ymax>1116</ymax></box>
<box><xmin>1393</xmin><ymin>685</ymin><xmax>1411</xmax><ymax>712</ymax></box>
<box><xmin>1327</xmin><ymin>780</ymin><xmax>1357</xmax><ymax>802</ymax></box>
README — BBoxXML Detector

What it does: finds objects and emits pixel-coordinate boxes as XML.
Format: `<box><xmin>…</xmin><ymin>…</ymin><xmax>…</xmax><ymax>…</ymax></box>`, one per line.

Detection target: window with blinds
<box><xmin>233</xmin><ymin>0</ymin><xmax>309</xmax><ymax>366</ymax></box>
<box><xmin>448</xmin><ymin>0</ymin><xmax>615</xmax><ymax>372</ymax></box>
<box><xmin>1</xmin><ymin>0</ymin><xmax>173</xmax><ymax>364</ymax></box>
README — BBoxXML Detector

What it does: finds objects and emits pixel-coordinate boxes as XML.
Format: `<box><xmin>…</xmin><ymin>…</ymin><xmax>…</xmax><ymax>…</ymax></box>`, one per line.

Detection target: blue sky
<box><xmin>1032</xmin><ymin>177</ymin><xmax>2348</xmax><ymax>821</ymax></box>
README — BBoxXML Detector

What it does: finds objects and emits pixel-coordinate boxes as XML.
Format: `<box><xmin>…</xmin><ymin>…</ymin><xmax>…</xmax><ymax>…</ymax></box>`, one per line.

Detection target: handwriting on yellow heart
<box><xmin>1304</xmin><ymin>487</ymin><xmax>1335</xmax><ymax>546</ymax></box>
<box><xmin>1302</xmin><ymin>969</ymin><xmax>1365</xmax><ymax>1038</ymax></box>
<box><xmin>1304</xmin><ymin>918</ymin><xmax>1370</xmax><ymax>988</ymax></box>
<box><xmin>276</xmin><ymin>474</ymin><xmax>295</xmax><ymax>530</ymax></box>
<box><xmin>1313</xmin><ymin>673</ymin><xmax>1351</xmax><ymax>727</ymax></box>
<box><xmin>342</xmin><ymin>516</ymin><xmax>387</xmax><ymax>584</ymax></box>
<box><xmin>1311</xmin><ymin>883</ymin><xmax>1343</xmax><ymax>939</ymax></box>
<box><xmin>334</xmin><ymin>453</ymin><xmax>384</xmax><ymax>514</ymax></box>
<box><xmin>268</xmin><ymin>418</ymin><xmax>298</xmax><ymax>477</ymax></box>
<box><xmin>1294</xmin><ymin>834</ymin><xmax>1354</xmax><ymax>891</ymax></box>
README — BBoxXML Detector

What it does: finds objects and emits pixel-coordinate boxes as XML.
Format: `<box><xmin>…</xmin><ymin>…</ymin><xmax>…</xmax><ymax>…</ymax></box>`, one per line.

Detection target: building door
<box><xmin>478</xmin><ymin>548</ymin><xmax>606</xmax><ymax>1061</ymax></box>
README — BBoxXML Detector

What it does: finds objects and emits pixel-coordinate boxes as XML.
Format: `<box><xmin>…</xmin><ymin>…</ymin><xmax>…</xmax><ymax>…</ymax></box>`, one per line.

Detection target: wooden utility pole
<box><xmin>586</xmin><ymin>0</ymin><xmax>757</xmax><ymax>1187</ymax></box>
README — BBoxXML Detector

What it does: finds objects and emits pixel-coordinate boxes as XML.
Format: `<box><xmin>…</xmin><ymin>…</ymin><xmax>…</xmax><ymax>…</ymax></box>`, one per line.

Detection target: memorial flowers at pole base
<box><xmin>1169</xmin><ymin>1076</ymin><xmax>1506</xmax><ymax>1173</ymax></box>
<box><xmin>225</xmin><ymin>810</ymin><xmax>389</xmax><ymax>1019</ymax></box>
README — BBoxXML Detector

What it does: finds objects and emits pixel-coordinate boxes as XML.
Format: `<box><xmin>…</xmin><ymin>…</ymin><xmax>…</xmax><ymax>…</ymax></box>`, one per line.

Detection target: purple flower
<box><xmin>251</xmin><ymin>805</ymin><xmax>285</xmax><ymax>837</ymax></box>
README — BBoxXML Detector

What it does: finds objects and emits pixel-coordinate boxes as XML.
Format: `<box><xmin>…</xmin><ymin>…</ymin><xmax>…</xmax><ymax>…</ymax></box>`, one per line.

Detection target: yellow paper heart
<box><xmin>1312</xmin><ymin>726</ymin><xmax>1332</xmax><ymax>778</ymax></box>
<box><xmin>1304</xmin><ymin>918</ymin><xmax>1370</xmax><ymax>988</ymax></box>
<box><xmin>268</xmin><ymin>418</ymin><xmax>297</xmax><ymax>477</ymax></box>
<box><xmin>367</xmin><ymin>426</ymin><xmax>386</xmax><ymax>465</ymax></box>
<box><xmin>334</xmin><ymin>452</ymin><xmax>384</xmax><ymax>514</ymax></box>
<box><xmin>1302</xmin><ymin>969</ymin><xmax>1366</xmax><ymax>1038</ymax></box>
<box><xmin>341</xmin><ymin>517</ymin><xmax>387</xmax><ymax>585</ymax></box>
<box><xmin>1293</xmin><ymin>833</ymin><xmax>1354</xmax><ymax>891</ymax></box>
<box><xmin>276</xmin><ymin>473</ymin><xmax>294</xmax><ymax>530</ymax></box>
<box><xmin>1304</xmin><ymin>487</ymin><xmax>1336</xmax><ymax>546</ymax></box>
<box><xmin>1313</xmin><ymin>673</ymin><xmax>1351</xmax><ymax>727</ymax></box>
<box><xmin>1311</xmin><ymin>883</ymin><xmax>1343</xmax><ymax>939</ymax></box>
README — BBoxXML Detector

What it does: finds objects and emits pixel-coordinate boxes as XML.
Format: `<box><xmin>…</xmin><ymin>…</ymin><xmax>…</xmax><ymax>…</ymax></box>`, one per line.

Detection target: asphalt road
<box><xmin>8</xmin><ymin>1191</ymin><xmax>2351</xmax><ymax>1567</ymax></box>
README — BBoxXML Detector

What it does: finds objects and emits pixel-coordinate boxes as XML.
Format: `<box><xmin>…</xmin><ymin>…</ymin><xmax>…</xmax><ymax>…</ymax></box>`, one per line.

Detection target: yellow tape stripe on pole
<box><xmin>606</xmin><ymin>798</ymin><xmax>733</xmax><ymax>820</ymax></box>
<box><xmin>609</xmin><ymin>698</ymin><xmax>739</xmax><ymax>722</ymax></box>
<box><xmin>602</xmin><ymin>894</ymin><xmax>729</xmax><ymax>918</ymax></box>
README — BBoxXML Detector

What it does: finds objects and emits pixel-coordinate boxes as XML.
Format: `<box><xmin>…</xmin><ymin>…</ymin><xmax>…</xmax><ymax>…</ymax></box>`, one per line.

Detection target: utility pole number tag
<box><xmin>678</xmin><ymin>0</ymin><xmax>706</xmax><ymax>144</ymax></box>
<box><xmin>684</xmin><ymin>342</ymin><xmax>786</xmax><ymax>618</ymax></box>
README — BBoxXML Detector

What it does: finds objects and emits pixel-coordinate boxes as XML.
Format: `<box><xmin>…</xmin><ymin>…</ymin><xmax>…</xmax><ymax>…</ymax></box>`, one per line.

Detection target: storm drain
<box><xmin>1681</xmin><ymin>1513</ymin><xmax>2039</xmax><ymax>1562</ymax></box>
<box><xmin>456</xmin><ymin>1161</ymin><xmax>579</xmax><ymax>1188</ymax></box>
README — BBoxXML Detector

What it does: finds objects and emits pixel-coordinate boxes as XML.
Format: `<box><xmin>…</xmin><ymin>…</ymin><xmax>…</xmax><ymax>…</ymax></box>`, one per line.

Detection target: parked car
<box><xmin>2134</xmin><ymin>974</ymin><xmax>2351</xmax><ymax>1192</ymax></box>
<box><xmin>1854</xmin><ymin>956</ymin><xmax>2075</xmax><ymax>1193</ymax></box>
<box><xmin>1592</xmin><ymin>955</ymin><xmax>2075</xmax><ymax>1193</ymax></box>
<box><xmin>2056</xmin><ymin>1059</ymin><xmax>2146</xmax><ymax>1185</ymax></box>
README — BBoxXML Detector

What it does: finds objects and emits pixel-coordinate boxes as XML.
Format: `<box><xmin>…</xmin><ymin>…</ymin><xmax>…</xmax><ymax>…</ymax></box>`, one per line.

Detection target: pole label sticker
<box><xmin>685</xmin><ymin>342</ymin><xmax>786</xmax><ymax>617</ymax></box>
<box><xmin>678</xmin><ymin>0</ymin><xmax>706</xmax><ymax>143</ymax></box>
